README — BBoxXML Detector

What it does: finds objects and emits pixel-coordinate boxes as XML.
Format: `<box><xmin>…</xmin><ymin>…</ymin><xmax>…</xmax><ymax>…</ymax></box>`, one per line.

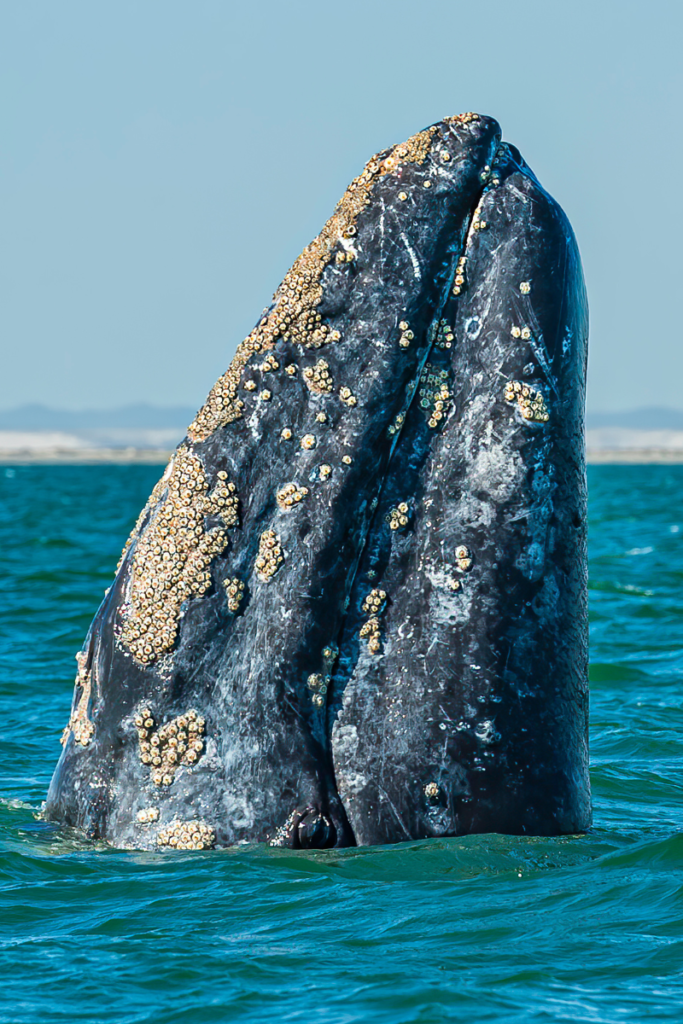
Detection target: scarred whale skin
<box><xmin>45</xmin><ymin>114</ymin><xmax>590</xmax><ymax>851</ymax></box>
<box><xmin>330</xmin><ymin>143</ymin><xmax>590</xmax><ymax>843</ymax></box>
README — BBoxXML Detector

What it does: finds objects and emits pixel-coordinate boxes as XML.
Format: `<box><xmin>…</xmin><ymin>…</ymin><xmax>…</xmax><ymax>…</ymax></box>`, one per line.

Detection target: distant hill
<box><xmin>585</xmin><ymin>407</ymin><xmax>683</xmax><ymax>430</ymax></box>
<box><xmin>0</xmin><ymin>403</ymin><xmax>196</xmax><ymax>431</ymax></box>
<box><xmin>3</xmin><ymin>402</ymin><xmax>683</xmax><ymax>435</ymax></box>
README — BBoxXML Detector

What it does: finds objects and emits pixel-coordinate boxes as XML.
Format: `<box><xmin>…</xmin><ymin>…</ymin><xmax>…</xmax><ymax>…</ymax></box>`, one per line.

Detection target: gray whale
<box><xmin>45</xmin><ymin>113</ymin><xmax>590</xmax><ymax>850</ymax></box>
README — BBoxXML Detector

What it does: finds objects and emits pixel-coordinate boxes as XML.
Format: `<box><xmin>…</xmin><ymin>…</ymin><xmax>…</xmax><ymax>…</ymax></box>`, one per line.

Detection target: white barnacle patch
<box><xmin>424</xmin><ymin>782</ymin><xmax>441</xmax><ymax>802</ymax></box>
<box><xmin>119</xmin><ymin>451</ymin><xmax>239</xmax><ymax>666</ymax></box>
<box><xmin>255</xmin><ymin>530</ymin><xmax>284</xmax><ymax>580</ymax></box>
<box><xmin>435</xmin><ymin>319</ymin><xmax>454</xmax><ymax>350</ymax></box>
<box><xmin>260</xmin><ymin>354</ymin><xmax>279</xmax><ymax>372</ymax></box>
<box><xmin>452</xmin><ymin>255</ymin><xmax>467</xmax><ymax>297</ymax></box>
<box><xmin>339</xmin><ymin>385</ymin><xmax>357</xmax><ymax>407</ymax></box>
<box><xmin>504</xmin><ymin>380</ymin><xmax>549</xmax><ymax>423</ymax></box>
<box><xmin>303</xmin><ymin>359</ymin><xmax>333</xmax><ymax>394</ymax></box>
<box><xmin>306</xmin><ymin>671</ymin><xmax>331</xmax><ymax>709</ymax></box>
<box><xmin>135</xmin><ymin>707</ymin><xmax>206</xmax><ymax>787</ymax></box>
<box><xmin>397</xmin><ymin>321</ymin><xmax>414</xmax><ymax>350</ymax></box>
<box><xmin>276</xmin><ymin>481</ymin><xmax>309</xmax><ymax>510</ymax></box>
<box><xmin>418</xmin><ymin>363</ymin><xmax>452</xmax><ymax>429</ymax></box>
<box><xmin>61</xmin><ymin>650</ymin><xmax>95</xmax><ymax>747</ymax></box>
<box><xmin>136</xmin><ymin>807</ymin><xmax>160</xmax><ymax>824</ymax></box>
<box><xmin>387</xmin><ymin>411</ymin><xmax>406</xmax><ymax>438</ymax></box>
<box><xmin>322</xmin><ymin>643</ymin><xmax>338</xmax><ymax>664</ymax></box>
<box><xmin>360</xmin><ymin>589</ymin><xmax>387</xmax><ymax>654</ymax></box>
<box><xmin>157</xmin><ymin>818</ymin><xmax>215</xmax><ymax>850</ymax></box>
<box><xmin>331</xmin><ymin>722</ymin><xmax>365</xmax><ymax>794</ymax></box>
<box><xmin>455</xmin><ymin>545</ymin><xmax>473</xmax><ymax>572</ymax></box>
<box><xmin>223</xmin><ymin>576</ymin><xmax>245</xmax><ymax>612</ymax></box>
<box><xmin>386</xmin><ymin>502</ymin><xmax>410</xmax><ymax>531</ymax></box>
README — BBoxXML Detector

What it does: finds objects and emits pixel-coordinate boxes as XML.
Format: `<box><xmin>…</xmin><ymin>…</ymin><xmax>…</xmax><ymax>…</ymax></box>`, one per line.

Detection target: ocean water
<box><xmin>1</xmin><ymin>463</ymin><xmax>683</xmax><ymax>1024</ymax></box>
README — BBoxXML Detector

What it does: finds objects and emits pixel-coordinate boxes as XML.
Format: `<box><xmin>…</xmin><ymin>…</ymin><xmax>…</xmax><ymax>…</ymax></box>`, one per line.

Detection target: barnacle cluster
<box><xmin>504</xmin><ymin>380</ymin><xmax>549</xmax><ymax>422</ymax></box>
<box><xmin>386</xmin><ymin>503</ymin><xmax>410</xmax><ymax>531</ymax></box>
<box><xmin>418</xmin><ymin>364</ymin><xmax>452</xmax><ymax>428</ymax></box>
<box><xmin>452</xmin><ymin>255</ymin><xmax>467</xmax><ymax>296</ymax></box>
<box><xmin>135</xmin><ymin>707</ymin><xmax>206</xmax><ymax>787</ymax></box>
<box><xmin>187</xmin><ymin>120</ymin><xmax>457</xmax><ymax>442</ymax></box>
<box><xmin>335</xmin><ymin>226</ymin><xmax>357</xmax><ymax>265</ymax></box>
<box><xmin>306</xmin><ymin>644</ymin><xmax>339</xmax><ymax>709</ymax></box>
<box><xmin>322</xmin><ymin>642</ymin><xmax>339</xmax><ymax>665</ymax></box>
<box><xmin>511</xmin><ymin>325</ymin><xmax>532</xmax><ymax>340</ymax></box>
<box><xmin>61</xmin><ymin>650</ymin><xmax>95</xmax><ymax>747</ymax></box>
<box><xmin>303</xmin><ymin>359</ymin><xmax>333</xmax><ymax>394</ymax></box>
<box><xmin>398</xmin><ymin>320</ymin><xmax>414</xmax><ymax>349</ymax></box>
<box><xmin>136</xmin><ymin>807</ymin><xmax>160</xmax><ymax>824</ymax></box>
<box><xmin>255</xmin><ymin>531</ymin><xmax>284</xmax><ymax>581</ymax></box>
<box><xmin>435</xmin><ymin>319</ymin><xmax>454</xmax><ymax>350</ymax></box>
<box><xmin>360</xmin><ymin>588</ymin><xmax>387</xmax><ymax>654</ymax></box>
<box><xmin>455</xmin><ymin>545</ymin><xmax>473</xmax><ymax>572</ymax></box>
<box><xmin>269</xmin><ymin>809</ymin><xmax>298</xmax><ymax>847</ymax></box>
<box><xmin>157</xmin><ymin>819</ymin><xmax>215</xmax><ymax>850</ymax></box>
<box><xmin>260</xmin><ymin>354</ymin><xmax>279</xmax><ymax>372</ymax></box>
<box><xmin>387</xmin><ymin>411</ymin><xmax>406</xmax><ymax>438</ymax></box>
<box><xmin>276</xmin><ymin>482</ymin><xmax>309</xmax><ymax>510</ymax></box>
<box><xmin>115</xmin><ymin>471</ymin><xmax>171</xmax><ymax>575</ymax></box>
<box><xmin>339</xmin><ymin>385</ymin><xmax>357</xmax><ymax>407</ymax></box>
<box><xmin>306</xmin><ymin>673</ymin><xmax>329</xmax><ymax>709</ymax></box>
<box><xmin>223</xmin><ymin>576</ymin><xmax>245</xmax><ymax>612</ymax></box>
<box><xmin>444</xmin><ymin>547</ymin><xmax>472</xmax><ymax>592</ymax></box>
<box><xmin>119</xmin><ymin>452</ymin><xmax>239</xmax><ymax>665</ymax></box>
<box><xmin>488</xmin><ymin>143</ymin><xmax>510</xmax><ymax>186</ymax></box>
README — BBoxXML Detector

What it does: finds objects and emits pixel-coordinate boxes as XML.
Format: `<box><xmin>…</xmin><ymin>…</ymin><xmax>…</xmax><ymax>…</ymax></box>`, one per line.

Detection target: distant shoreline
<box><xmin>3</xmin><ymin>447</ymin><xmax>683</xmax><ymax>466</ymax></box>
<box><xmin>0</xmin><ymin>448</ymin><xmax>173</xmax><ymax>465</ymax></box>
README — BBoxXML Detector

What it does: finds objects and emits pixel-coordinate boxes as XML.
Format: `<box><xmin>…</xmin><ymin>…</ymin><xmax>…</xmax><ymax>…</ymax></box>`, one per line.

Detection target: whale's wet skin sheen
<box><xmin>45</xmin><ymin>114</ymin><xmax>590</xmax><ymax>850</ymax></box>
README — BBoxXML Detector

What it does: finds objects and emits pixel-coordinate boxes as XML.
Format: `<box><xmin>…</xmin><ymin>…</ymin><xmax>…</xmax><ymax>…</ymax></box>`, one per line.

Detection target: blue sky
<box><xmin>2</xmin><ymin>0</ymin><xmax>680</xmax><ymax>414</ymax></box>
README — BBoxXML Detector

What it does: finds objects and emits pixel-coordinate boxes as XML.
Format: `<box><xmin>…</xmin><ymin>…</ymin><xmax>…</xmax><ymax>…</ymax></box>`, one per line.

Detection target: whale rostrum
<box><xmin>45</xmin><ymin>113</ymin><xmax>590</xmax><ymax>850</ymax></box>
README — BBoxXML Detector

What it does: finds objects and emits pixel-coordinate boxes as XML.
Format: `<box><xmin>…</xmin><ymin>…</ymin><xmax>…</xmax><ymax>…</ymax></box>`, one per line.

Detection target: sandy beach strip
<box><xmin>2</xmin><ymin>447</ymin><xmax>683</xmax><ymax>466</ymax></box>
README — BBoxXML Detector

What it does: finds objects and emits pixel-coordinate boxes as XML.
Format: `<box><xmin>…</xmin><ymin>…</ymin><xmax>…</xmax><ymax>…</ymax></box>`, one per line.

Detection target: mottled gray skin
<box><xmin>331</xmin><ymin>143</ymin><xmax>590</xmax><ymax>842</ymax></box>
<box><xmin>46</xmin><ymin>115</ymin><xmax>510</xmax><ymax>849</ymax></box>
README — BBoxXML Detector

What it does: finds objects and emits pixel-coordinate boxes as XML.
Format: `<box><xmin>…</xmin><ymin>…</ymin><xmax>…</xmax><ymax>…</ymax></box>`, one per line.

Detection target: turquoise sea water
<box><xmin>1</xmin><ymin>464</ymin><xmax>683</xmax><ymax>1023</ymax></box>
